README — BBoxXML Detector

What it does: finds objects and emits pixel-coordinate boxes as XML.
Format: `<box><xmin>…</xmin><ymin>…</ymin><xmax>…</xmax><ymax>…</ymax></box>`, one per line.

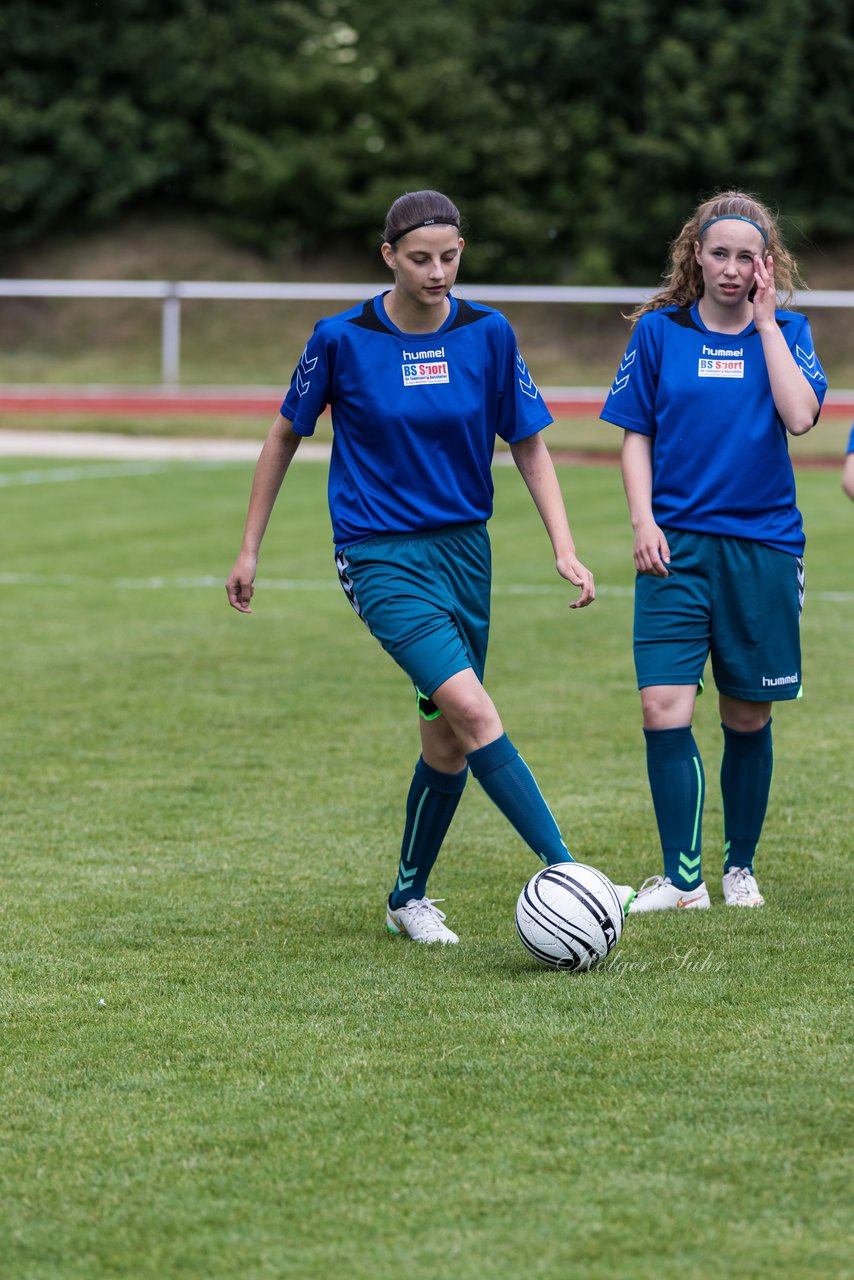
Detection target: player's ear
<box><xmin>693</xmin><ymin>239</ymin><xmax>702</xmax><ymax>264</ymax></box>
<box><xmin>381</xmin><ymin>242</ymin><xmax>396</xmax><ymax>272</ymax></box>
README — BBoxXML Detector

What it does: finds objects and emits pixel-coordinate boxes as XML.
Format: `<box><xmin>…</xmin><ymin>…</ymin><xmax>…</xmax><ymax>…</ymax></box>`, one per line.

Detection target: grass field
<box><xmin>1</xmin><ymin>455</ymin><xmax>851</xmax><ymax>1279</ymax></box>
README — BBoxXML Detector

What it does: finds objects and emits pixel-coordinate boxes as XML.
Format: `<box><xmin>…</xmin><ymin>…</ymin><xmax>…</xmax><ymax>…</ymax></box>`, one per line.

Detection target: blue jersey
<box><xmin>281</xmin><ymin>292</ymin><xmax>552</xmax><ymax>549</ymax></box>
<box><xmin>599</xmin><ymin>302</ymin><xmax>827</xmax><ymax>555</ymax></box>
<box><xmin>847</xmin><ymin>424</ymin><xmax>854</xmax><ymax>454</ymax></box>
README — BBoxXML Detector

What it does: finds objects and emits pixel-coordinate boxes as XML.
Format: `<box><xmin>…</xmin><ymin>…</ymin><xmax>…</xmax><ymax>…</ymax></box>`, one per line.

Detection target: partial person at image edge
<box><xmin>842</xmin><ymin>423</ymin><xmax>854</xmax><ymax>500</ymax></box>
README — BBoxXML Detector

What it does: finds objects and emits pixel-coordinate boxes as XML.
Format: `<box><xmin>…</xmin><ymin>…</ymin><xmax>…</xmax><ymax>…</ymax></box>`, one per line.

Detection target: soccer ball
<box><xmin>515</xmin><ymin>862</ymin><xmax>624</xmax><ymax>971</ymax></box>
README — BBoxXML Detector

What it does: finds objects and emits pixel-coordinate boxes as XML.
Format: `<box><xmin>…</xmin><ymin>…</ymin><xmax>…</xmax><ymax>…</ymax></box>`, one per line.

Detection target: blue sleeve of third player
<box><xmin>599</xmin><ymin>315</ymin><xmax>660</xmax><ymax>436</ymax></box>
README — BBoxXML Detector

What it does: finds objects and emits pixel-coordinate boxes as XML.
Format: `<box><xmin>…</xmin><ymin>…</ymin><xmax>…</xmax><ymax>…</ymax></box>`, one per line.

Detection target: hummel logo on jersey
<box><xmin>402</xmin><ymin>347</ymin><xmax>444</xmax><ymax>361</ymax></box>
<box><xmin>796</xmin><ymin>346</ymin><xmax>823</xmax><ymax>381</ymax></box>
<box><xmin>610</xmin><ymin>348</ymin><xmax>636</xmax><ymax>393</ymax></box>
<box><xmin>516</xmin><ymin>350</ymin><xmax>539</xmax><ymax>399</ymax></box>
<box><xmin>702</xmin><ymin>344</ymin><xmax>743</xmax><ymax>357</ymax></box>
<box><xmin>295</xmin><ymin>346</ymin><xmax>318</xmax><ymax>397</ymax></box>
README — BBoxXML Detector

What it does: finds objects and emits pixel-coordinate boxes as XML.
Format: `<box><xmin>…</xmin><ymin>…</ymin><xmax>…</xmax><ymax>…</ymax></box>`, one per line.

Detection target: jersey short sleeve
<box><xmin>848</xmin><ymin>424</ymin><xmax>854</xmax><ymax>454</ymax></box>
<box><xmin>279</xmin><ymin>318</ymin><xmax>338</xmax><ymax>436</ymax></box>
<box><xmin>787</xmin><ymin>313</ymin><xmax>828</xmax><ymax>412</ymax></box>
<box><xmin>598</xmin><ymin>313</ymin><xmax>662</xmax><ymax>435</ymax></box>
<box><xmin>493</xmin><ymin>318</ymin><xmax>553</xmax><ymax>443</ymax></box>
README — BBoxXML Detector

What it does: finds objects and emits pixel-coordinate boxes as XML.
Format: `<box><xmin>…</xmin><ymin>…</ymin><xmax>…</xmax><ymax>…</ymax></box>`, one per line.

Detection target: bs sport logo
<box><xmin>401</xmin><ymin>347</ymin><xmax>450</xmax><ymax>386</ymax></box>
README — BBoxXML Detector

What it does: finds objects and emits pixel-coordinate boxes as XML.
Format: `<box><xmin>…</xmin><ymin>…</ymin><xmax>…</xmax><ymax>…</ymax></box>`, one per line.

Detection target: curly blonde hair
<box><xmin>629</xmin><ymin>191</ymin><xmax>803</xmax><ymax>323</ymax></box>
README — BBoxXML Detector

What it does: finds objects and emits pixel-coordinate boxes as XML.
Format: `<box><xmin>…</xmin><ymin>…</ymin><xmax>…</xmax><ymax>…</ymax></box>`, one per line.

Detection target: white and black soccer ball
<box><xmin>515</xmin><ymin>862</ymin><xmax>624</xmax><ymax>971</ymax></box>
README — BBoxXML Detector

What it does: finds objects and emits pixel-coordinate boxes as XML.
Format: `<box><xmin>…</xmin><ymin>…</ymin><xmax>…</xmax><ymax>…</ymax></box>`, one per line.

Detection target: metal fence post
<box><xmin>161</xmin><ymin>288</ymin><xmax>181</xmax><ymax>386</ymax></box>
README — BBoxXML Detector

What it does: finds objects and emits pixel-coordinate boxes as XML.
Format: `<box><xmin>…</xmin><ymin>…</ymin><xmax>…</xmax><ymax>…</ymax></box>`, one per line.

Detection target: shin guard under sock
<box><xmin>644</xmin><ymin>725</ymin><xmax>705</xmax><ymax>889</ymax></box>
<box><xmin>467</xmin><ymin>733</ymin><xmax>571</xmax><ymax>865</ymax></box>
<box><xmin>721</xmin><ymin>719</ymin><xmax>773</xmax><ymax>874</ymax></box>
<box><xmin>388</xmin><ymin>756</ymin><xmax>468</xmax><ymax>909</ymax></box>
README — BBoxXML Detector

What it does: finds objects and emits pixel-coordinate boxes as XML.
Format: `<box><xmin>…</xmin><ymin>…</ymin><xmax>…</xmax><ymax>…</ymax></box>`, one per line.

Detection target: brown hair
<box><xmin>383</xmin><ymin>190</ymin><xmax>461</xmax><ymax>247</ymax></box>
<box><xmin>628</xmin><ymin>190</ymin><xmax>803</xmax><ymax>323</ymax></box>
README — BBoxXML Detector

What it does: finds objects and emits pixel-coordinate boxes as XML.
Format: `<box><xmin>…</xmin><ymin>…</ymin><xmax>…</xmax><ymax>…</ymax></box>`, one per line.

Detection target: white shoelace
<box><xmin>726</xmin><ymin>867</ymin><xmax>759</xmax><ymax>896</ymax></box>
<box><xmin>401</xmin><ymin>897</ymin><xmax>451</xmax><ymax>935</ymax></box>
<box><xmin>636</xmin><ymin>875</ymin><xmax>668</xmax><ymax>896</ymax></box>
<box><xmin>406</xmin><ymin>897</ymin><xmax>447</xmax><ymax>919</ymax></box>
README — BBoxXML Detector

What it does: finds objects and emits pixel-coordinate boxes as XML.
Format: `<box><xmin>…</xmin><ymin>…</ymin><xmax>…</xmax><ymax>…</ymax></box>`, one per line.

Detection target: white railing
<box><xmin>2</xmin><ymin>279</ymin><xmax>853</xmax><ymax>386</ymax></box>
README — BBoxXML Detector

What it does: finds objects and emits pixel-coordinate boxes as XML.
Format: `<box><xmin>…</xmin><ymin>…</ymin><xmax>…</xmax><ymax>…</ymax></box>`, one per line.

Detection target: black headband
<box><xmin>387</xmin><ymin>218</ymin><xmax>460</xmax><ymax>246</ymax></box>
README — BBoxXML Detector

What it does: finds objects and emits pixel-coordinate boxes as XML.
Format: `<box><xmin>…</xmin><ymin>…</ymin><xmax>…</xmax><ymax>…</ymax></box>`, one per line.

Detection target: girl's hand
<box><xmin>556</xmin><ymin>554</ymin><xmax>595</xmax><ymax>608</ymax></box>
<box><xmin>633</xmin><ymin>520</ymin><xmax>670</xmax><ymax>576</ymax></box>
<box><xmin>751</xmin><ymin>253</ymin><xmax>776</xmax><ymax>331</ymax></box>
<box><xmin>226</xmin><ymin>552</ymin><xmax>258</xmax><ymax>612</ymax></box>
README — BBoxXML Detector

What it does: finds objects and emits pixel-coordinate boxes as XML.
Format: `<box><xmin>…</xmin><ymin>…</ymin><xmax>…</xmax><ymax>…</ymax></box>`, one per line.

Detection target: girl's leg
<box><xmin>388</xmin><ymin>714</ymin><xmax>468</xmax><ymax>911</ymax></box>
<box><xmin>429</xmin><ymin>669</ymin><xmax>571</xmax><ymax>865</ymax></box>
<box><xmin>632</xmin><ymin>685</ymin><xmax>709</xmax><ymax>908</ymax></box>
<box><xmin>718</xmin><ymin>695</ymin><xmax>772</xmax><ymax>905</ymax></box>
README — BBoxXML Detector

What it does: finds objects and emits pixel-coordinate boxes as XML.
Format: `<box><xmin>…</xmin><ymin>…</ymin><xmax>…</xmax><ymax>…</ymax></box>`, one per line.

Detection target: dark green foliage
<box><xmin>2</xmin><ymin>0</ymin><xmax>853</xmax><ymax>277</ymax></box>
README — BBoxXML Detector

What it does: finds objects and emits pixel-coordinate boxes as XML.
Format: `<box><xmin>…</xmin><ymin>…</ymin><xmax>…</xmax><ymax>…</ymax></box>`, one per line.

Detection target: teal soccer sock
<box><xmin>644</xmin><ymin>726</ymin><xmax>705</xmax><ymax>889</ymax></box>
<box><xmin>466</xmin><ymin>733</ymin><xmax>572</xmax><ymax>865</ymax></box>
<box><xmin>721</xmin><ymin>719</ymin><xmax>773</xmax><ymax>873</ymax></box>
<box><xmin>388</xmin><ymin>756</ymin><xmax>468</xmax><ymax>909</ymax></box>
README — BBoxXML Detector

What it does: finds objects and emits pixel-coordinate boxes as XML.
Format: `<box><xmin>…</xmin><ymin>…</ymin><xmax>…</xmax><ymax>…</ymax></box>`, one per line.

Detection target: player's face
<box><xmin>382</xmin><ymin>225</ymin><xmax>464</xmax><ymax>311</ymax></box>
<box><xmin>694</xmin><ymin>220</ymin><xmax>766</xmax><ymax>310</ymax></box>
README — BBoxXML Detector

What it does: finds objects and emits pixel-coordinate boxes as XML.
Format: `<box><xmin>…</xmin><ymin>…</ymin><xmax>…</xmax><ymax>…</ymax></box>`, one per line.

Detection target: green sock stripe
<box><xmin>691</xmin><ymin>755</ymin><xmax>703</xmax><ymax>851</ymax></box>
<box><xmin>402</xmin><ymin>788</ymin><xmax>430</xmax><ymax>867</ymax></box>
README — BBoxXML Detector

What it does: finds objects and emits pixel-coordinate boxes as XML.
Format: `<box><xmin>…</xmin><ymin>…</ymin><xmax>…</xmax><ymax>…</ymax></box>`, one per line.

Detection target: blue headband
<box><xmin>699</xmin><ymin>214</ymin><xmax>769</xmax><ymax>245</ymax></box>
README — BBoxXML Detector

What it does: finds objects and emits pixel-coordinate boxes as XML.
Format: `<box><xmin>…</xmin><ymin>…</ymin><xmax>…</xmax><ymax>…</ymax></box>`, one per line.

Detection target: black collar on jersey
<box><xmin>348</xmin><ymin>294</ymin><xmax>487</xmax><ymax>336</ymax></box>
<box><xmin>664</xmin><ymin>304</ymin><xmax>789</xmax><ymax>335</ymax></box>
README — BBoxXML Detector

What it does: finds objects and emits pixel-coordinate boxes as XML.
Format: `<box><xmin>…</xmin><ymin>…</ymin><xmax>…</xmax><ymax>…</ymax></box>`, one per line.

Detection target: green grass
<box><xmin>1</xmin><ymin>458</ymin><xmax>851</xmax><ymax>1279</ymax></box>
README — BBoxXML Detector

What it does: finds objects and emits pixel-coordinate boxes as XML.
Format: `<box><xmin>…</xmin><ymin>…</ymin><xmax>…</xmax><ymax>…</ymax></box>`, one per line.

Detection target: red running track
<box><xmin>1</xmin><ymin>389</ymin><xmax>853</xmax><ymax>418</ymax></box>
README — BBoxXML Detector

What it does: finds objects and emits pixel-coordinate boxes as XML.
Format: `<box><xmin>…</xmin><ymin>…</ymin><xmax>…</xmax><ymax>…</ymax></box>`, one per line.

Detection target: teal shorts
<box><xmin>634</xmin><ymin>529</ymin><xmax>804</xmax><ymax>701</ymax></box>
<box><xmin>335</xmin><ymin>523</ymin><xmax>491</xmax><ymax>712</ymax></box>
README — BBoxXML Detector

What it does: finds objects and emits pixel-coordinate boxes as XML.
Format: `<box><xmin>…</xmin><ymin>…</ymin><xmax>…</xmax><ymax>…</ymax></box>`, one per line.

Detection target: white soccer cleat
<box><xmin>722</xmin><ymin>866</ymin><xmax>765</xmax><ymax>907</ymax></box>
<box><xmin>386</xmin><ymin>897</ymin><xmax>460</xmax><ymax>944</ymax></box>
<box><xmin>628</xmin><ymin>875</ymin><xmax>711</xmax><ymax>913</ymax></box>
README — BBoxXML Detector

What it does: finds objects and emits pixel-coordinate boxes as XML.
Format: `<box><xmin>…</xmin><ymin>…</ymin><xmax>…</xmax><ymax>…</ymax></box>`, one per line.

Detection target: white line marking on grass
<box><xmin>0</xmin><ymin>461</ymin><xmax>243</xmax><ymax>486</ymax></box>
<box><xmin>1</xmin><ymin>574</ymin><xmax>851</xmax><ymax>603</ymax></box>
<box><xmin>0</xmin><ymin>463</ymin><xmax>170</xmax><ymax>486</ymax></box>
<box><xmin>497</xmin><ymin>582</ymin><xmax>641</xmax><ymax>597</ymax></box>
<box><xmin>0</xmin><ymin>433</ymin><xmax>332</xmax><ymax>463</ymax></box>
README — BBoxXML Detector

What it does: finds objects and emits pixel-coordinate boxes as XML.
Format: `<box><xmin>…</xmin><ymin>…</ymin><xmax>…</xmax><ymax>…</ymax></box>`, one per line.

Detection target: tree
<box><xmin>1</xmin><ymin>0</ymin><xmax>852</xmax><ymax>278</ymax></box>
